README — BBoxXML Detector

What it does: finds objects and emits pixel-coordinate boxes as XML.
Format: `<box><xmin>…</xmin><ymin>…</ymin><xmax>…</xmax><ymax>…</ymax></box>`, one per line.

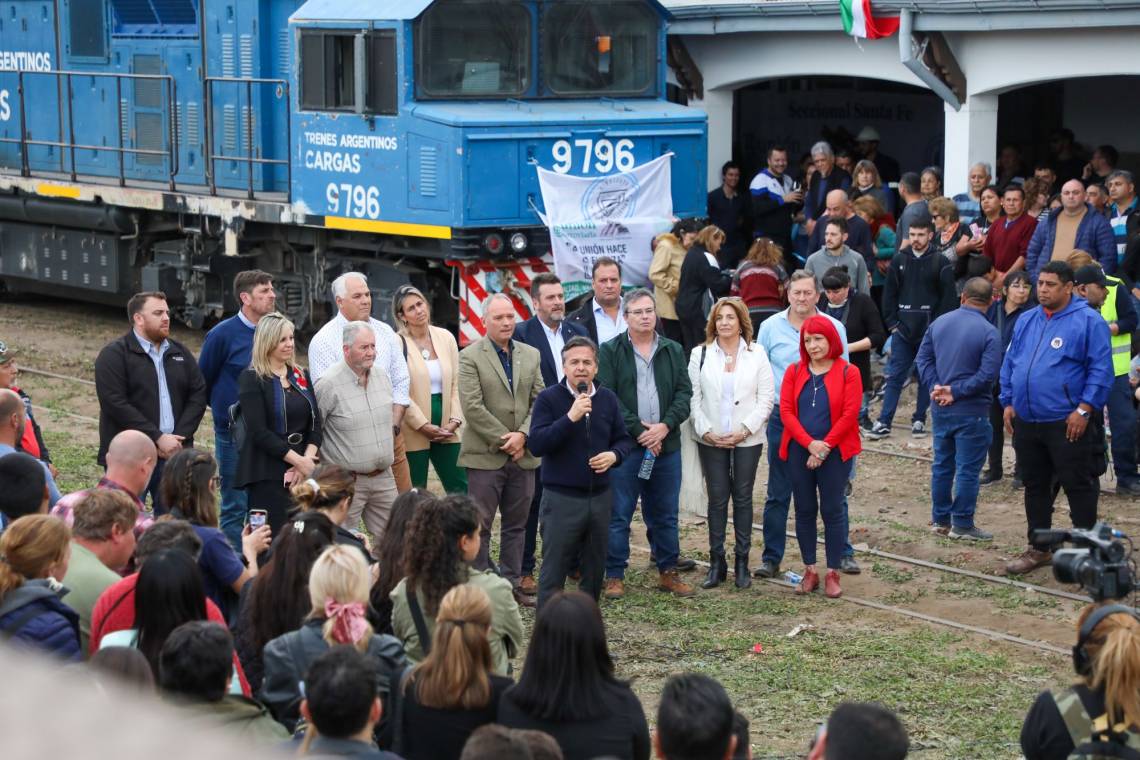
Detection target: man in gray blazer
<box><xmin>459</xmin><ymin>293</ymin><xmax>544</xmax><ymax>606</ymax></box>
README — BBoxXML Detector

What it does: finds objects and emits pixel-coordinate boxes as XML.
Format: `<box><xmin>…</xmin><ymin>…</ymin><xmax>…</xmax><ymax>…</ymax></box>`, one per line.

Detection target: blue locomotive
<box><xmin>0</xmin><ymin>0</ymin><xmax>707</xmax><ymax>335</ymax></box>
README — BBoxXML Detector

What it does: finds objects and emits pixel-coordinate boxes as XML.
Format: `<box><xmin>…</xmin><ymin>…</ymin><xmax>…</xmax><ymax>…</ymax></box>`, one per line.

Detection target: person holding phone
<box><xmin>236</xmin><ymin>313</ymin><xmax>322</xmax><ymax>535</ymax></box>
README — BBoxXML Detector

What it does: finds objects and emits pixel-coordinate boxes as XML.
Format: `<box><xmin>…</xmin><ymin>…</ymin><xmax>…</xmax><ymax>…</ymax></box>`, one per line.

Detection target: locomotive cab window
<box><xmin>300</xmin><ymin>29</ymin><xmax>397</xmax><ymax>114</ymax></box>
<box><xmin>415</xmin><ymin>0</ymin><xmax>530</xmax><ymax>98</ymax></box>
<box><xmin>69</xmin><ymin>0</ymin><xmax>108</xmax><ymax>59</ymax></box>
<box><xmin>544</xmin><ymin>2</ymin><xmax>656</xmax><ymax>97</ymax></box>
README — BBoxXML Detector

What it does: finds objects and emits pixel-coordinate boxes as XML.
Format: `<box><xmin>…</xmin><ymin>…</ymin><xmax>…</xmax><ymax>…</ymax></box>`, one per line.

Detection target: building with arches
<box><xmin>664</xmin><ymin>0</ymin><xmax>1140</xmax><ymax>194</ymax></box>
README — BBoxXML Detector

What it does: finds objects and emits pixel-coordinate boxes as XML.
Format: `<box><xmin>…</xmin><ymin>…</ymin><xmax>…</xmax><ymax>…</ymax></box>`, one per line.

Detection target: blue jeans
<box><xmin>1107</xmin><ymin>374</ymin><xmax>1139</xmax><ymax>486</ymax></box>
<box><xmin>877</xmin><ymin>334</ymin><xmax>930</xmax><ymax>428</ymax></box>
<box><xmin>144</xmin><ymin>458</ymin><xmax>166</xmax><ymax>516</ymax></box>
<box><xmin>930</xmin><ymin>412</ymin><xmax>991</xmax><ymax>529</ymax></box>
<box><xmin>606</xmin><ymin>447</ymin><xmax>681</xmax><ymax>578</ymax></box>
<box><xmin>215</xmin><ymin>429</ymin><xmax>248</xmax><ymax>551</ymax></box>
<box><xmin>788</xmin><ymin>444</ymin><xmax>851</xmax><ymax>568</ymax></box>
<box><xmin>761</xmin><ymin>409</ymin><xmax>854</xmax><ymax>566</ymax></box>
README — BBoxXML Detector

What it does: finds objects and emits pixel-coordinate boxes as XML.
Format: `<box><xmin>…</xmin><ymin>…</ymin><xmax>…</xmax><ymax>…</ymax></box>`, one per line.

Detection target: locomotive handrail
<box><xmin>0</xmin><ymin>69</ymin><xmax>179</xmax><ymax>191</ymax></box>
<box><xmin>203</xmin><ymin>76</ymin><xmax>291</xmax><ymax>200</ymax></box>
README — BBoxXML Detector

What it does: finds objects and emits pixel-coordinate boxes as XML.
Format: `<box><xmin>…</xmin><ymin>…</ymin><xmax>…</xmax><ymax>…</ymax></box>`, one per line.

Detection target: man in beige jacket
<box><xmin>459</xmin><ymin>294</ymin><xmax>544</xmax><ymax>606</ymax></box>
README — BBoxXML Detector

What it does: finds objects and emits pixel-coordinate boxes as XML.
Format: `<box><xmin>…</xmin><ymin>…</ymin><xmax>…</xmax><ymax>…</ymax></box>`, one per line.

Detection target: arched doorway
<box><xmin>997</xmin><ymin>75</ymin><xmax>1140</xmax><ymax>182</ymax></box>
<box><xmin>732</xmin><ymin>76</ymin><xmax>945</xmax><ymax>185</ymax></box>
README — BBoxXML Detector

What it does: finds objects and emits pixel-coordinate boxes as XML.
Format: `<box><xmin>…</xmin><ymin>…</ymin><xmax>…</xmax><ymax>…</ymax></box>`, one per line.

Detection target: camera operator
<box><xmin>1000</xmin><ymin>261</ymin><xmax>1114</xmax><ymax>576</ymax></box>
<box><xmin>1021</xmin><ymin>604</ymin><xmax>1140</xmax><ymax>759</ymax></box>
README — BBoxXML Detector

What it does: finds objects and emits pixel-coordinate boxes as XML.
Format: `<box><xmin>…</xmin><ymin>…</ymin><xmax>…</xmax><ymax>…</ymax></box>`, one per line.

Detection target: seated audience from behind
<box><xmin>159</xmin><ymin>621</ymin><xmax>288</xmax><ymax>744</ymax></box>
<box><xmin>499</xmin><ymin>590</ymin><xmax>650</xmax><ymax>760</ymax></box>
<box><xmin>233</xmin><ymin>511</ymin><xmax>335</xmax><ymax>692</ymax></box>
<box><xmin>98</xmin><ymin>548</ymin><xmax>246</xmax><ymax>694</ymax></box>
<box><xmin>88</xmin><ymin>519</ymin><xmax>249</xmax><ymax>692</ymax></box>
<box><xmin>0</xmin><ymin>514</ymin><xmax>79</xmax><ymax>659</ymax></box>
<box><xmin>654</xmin><ymin>673</ymin><xmax>737</xmax><ymax>760</ymax></box>
<box><xmin>393</xmin><ymin>584</ymin><xmax>512</xmax><ymax>760</ymax></box>
<box><xmin>62</xmin><ymin>489</ymin><xmax>138</xmax><ymax>653</ymax></box>
<box><xmin>260</xmin><ymin>544</ymin><xmax>406</xmax><ymax>733</ymax></box>
<box><xmin>368</xmin><ymin>489</ymin><xmax>436</xmax><ymax>635</ymax></box>
<box><xmin>1021</xmin><ymin>605</ymin><xmax>1140</xmax><ymax>759</ymax></box>
<box><xmin>390</xmin><ymin>494</ymin><xmax>522</xmax><ymax>675</ymax></box>
<box><xmin>0</xmin><ymin>451</ymin><xmax>49</xmax><ymax>530</ymax></box>
<box><xmin>292</xmin><ymin>464</ymin><xmax>371</xmax><ymax>562</ymax></box>
<box><xmin>161</xmin><ymin>447</ymin><xmax>271</xmax><ymax>619</ymax></box>
<box><xmin>807</xmin><ymin>702</ymin><xmax>909</xmax><ymax>760</ymax></box>
<box><xmin>87</xmin><ymin>646</ymin><xmax>156</xmax><ymax>695</ymax></box>
<box><xmin>298</xmin><ymin>646</ymin><xmax>403</xmax><ymax>759</ymax></box>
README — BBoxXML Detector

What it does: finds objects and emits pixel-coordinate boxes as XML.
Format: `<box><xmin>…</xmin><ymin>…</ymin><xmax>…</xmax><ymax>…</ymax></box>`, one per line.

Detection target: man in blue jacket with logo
<box><xmin>1000</xmin><ymin>261</ymin><xmax>1113</xmax><ymax>575</ymax></box>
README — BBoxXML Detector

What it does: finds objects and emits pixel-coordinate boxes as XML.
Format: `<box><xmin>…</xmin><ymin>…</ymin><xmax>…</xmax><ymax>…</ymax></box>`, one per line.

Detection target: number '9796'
<box><xmin>551</xmin><ymin>138</ymin><xmax>635</xmax><ymax>175</ymax></box>
<box><xmin>326</xmin><ymin>183</ymin><xmax>380</xmax><ymax>219</ymax></box>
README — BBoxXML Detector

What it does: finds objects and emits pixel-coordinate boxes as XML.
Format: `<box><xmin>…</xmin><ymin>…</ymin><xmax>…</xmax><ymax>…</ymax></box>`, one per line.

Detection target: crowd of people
<box><xmin>0</xmin><ymin>124</ymin><xmax>1137</xmax><ymax>758</ymax></box>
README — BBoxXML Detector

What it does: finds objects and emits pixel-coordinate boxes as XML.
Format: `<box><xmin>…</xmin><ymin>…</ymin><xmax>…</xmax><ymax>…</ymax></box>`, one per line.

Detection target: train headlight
<box><xmin>509</xmin><ymin>232</ymin><xmax>528</xmax><ymax>253</ymax></box>
<box><xmin>483</xmin><ymin>233</ymin><xmax>504</xmax><ymax>255</ymax></box>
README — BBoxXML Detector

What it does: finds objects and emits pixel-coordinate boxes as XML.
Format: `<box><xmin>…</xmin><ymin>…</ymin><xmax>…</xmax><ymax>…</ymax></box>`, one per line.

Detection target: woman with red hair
<box><xmin>779</xmin><ymin>316</ymin><xmax>862</xmax><ymax>598</ymax></box>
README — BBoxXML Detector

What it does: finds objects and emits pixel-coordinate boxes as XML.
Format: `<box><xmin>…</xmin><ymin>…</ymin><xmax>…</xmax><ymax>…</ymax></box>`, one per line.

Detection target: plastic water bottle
<box><xmin>638</xmin><ymin>449</ymin><xmax>656</xmax><ymax>480</ymax></box>
<box><xmin>784</xmin><ymin>570</ymin><xmax>803</xmax><ymax>585</ymax></box>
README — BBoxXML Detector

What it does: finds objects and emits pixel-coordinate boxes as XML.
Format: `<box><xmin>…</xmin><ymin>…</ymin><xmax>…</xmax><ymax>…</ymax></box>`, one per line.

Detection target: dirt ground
<box><xmin>4</xmin><ymin>294</ymin><xmax>1134</xmax><ymax>758</ymax></box>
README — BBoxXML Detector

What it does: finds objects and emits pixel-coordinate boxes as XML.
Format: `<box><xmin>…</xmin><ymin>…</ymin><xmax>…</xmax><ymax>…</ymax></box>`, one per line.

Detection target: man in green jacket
<box><xmin>159</xmin><ymin>622</ymin><xmax>289</xmax><ymax>745</ymax></box>
<box><xmin>598</xmin><ymin>289</ymin><xmax>695</xmax><ymax>599</ymax></box>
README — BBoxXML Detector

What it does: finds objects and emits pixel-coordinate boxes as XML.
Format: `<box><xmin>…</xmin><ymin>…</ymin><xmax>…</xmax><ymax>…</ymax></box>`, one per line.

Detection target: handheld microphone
<box><xmin>576</xmin><ymin>381</ymin><xmax>590</xmax><ymax>424</ymax></box>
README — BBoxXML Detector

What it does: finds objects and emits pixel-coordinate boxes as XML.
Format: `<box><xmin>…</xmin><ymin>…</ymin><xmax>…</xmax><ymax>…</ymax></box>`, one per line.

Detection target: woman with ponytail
<box><xmin>390</xmin><ymin>494</ymin><xmax>523</xmax><ymax>675</ymax></box>
<box><xmin>1021</xmin><ymin>604</ymin><xmax>1140</xmax><ymax>758</ymax></box>
<box><xmin>0</xmin><ymin>515</ymin><xmax>79</xmax><ymax>660</ymax></box>
<box><xmin>291</xmin><ymin>463</ymin><xmax>371</xmax><ymax>562</ymax></box>
<box><xmin>232</xmin><ymin>511</ymin><xmax>335</xmax><ymax>691</ymax></box>
<box><xmin>260</xmin><ymin>545</ymin><xmax>405</xmax><ymax>733</ymax></box>
<box><xmin>391</xmin><ymin>584</ymin><xmax>512</xmax><ymax>759</ymax></box>
<box><xmin>161</xmin><ymin>448</ymin><xmax>271</xmax><ymax>619</ymax></box>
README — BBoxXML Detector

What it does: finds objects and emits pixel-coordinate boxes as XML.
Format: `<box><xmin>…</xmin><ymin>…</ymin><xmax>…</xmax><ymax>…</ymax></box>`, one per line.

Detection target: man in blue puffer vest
<box><xmin>1025</xmin><ymin>180</ymin><xmax>1117</xmax><ymax>279</ymax></box>
<box><xmin>1000</xmin><ymin>261</ymin><xmax>1113</xmax><ymax>576</ymax></box>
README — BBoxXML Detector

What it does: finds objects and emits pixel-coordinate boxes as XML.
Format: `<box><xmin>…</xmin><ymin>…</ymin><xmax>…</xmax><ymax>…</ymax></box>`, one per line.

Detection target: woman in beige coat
<box><xmin>393</xmin><ymin>285</ymin><xmax>466</xmax><ymax>493</ymax></box>
<box><xmin>649</xmin><ymin>229</ymin><xmax>690</xmax><ymax>344</ymax></box>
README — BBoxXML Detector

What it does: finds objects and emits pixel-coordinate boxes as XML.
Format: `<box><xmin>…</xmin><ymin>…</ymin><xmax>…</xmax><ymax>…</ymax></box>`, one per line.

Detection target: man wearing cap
<box><xmin>1073</xmin><ymin>264</ymin><xmax>1140</xmax><ymax>495</ymax></box>
<box><xmin>315</xmin><ymin>321</ymin><xmax>399</xmax><ymax>555</ymax></box>
<box><xmin>855</xmin><ymin>127</ymin><xmax>900</xmax><ymax>187</ymax></box>
<box><xmin>1001</xmin><ymin>261</ymin><xmax>1113</xmax><ymax>575</ymax></box>
<box><xmin>0</xmin><ymin>341</ymin><xmax>53</xmax><ymax>476</ymax></box>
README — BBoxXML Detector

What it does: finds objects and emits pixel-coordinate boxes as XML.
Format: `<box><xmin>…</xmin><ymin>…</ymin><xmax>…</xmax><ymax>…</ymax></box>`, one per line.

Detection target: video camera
<box><xmin>1031</xmin><ymin>523</ymin><xmax>1135</xmax><ymax>601</ymax></box>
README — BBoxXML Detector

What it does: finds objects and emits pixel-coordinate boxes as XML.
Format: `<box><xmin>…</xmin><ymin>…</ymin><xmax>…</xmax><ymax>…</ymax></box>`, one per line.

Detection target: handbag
<box><xmin>228</xmin><ymin>401</ymin><xmax>247</xmax><ymax>451</ymax></box>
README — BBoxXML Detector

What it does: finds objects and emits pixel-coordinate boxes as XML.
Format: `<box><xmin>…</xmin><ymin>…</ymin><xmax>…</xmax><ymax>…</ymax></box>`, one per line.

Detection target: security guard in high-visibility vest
<box><xmin>1074</xmin><ymin>264</ymin><xmax>1140</xmax><ymax>495</ymax></box>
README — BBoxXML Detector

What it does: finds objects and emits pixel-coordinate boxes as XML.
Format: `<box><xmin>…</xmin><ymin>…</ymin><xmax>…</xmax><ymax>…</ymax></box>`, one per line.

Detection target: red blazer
<box><xmin>779</xmin><ymin>359</ymin><xmax>863</xmax><ymax>462</ymax></box>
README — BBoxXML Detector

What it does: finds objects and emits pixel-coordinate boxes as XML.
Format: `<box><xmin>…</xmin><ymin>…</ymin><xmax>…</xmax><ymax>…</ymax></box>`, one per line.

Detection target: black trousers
<box><xmin>660</xmin><ymin>318</ymin><xmax>683</xmax><ymax>346</ymax></box>
<box><xmin>987</xmin><ymin>395</ymin><xmax>1021</xmax><ymax>479</ymax></box>
<box><xmin>1014</xmin><ymin>419</ymin><xmax>1100</xmax><ymax>547</ymax></box>
<box><xmin>680</xmin><ymin>317</ymin><xmax>705</xmax><ymax>356</ymax></box>
<box><xmin>537</xmin><ymin>487</ymin><xmax>611</xmax><ymax>609</ymax></box>
<box><xmin>698</xmin><ymin>443</ymin><xmax>763</xmax><ymax>559</ymax></box>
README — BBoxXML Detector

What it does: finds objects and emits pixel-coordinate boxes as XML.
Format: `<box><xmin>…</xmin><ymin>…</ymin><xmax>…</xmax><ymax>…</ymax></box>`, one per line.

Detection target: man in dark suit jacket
<box><xmin>94</xmin><ymin>291</ymin><xmax>207</xmax><ymax>515</ymax></box>
<box><xmin>513</xmin><ymin>273</ymin><xmax>588</xmax><ymax>594</ymax></box>
<box><xmin>567</xmin><ymin>257</ymin><xmax>626</xmax><ymax>347</ymax></box>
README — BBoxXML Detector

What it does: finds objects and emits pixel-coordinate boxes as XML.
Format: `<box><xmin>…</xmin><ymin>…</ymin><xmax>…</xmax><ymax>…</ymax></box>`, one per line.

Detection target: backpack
<box><xmin>1052</xmin><ymin>690</ymin><xmax>1140</xmax><ymax>759</ymax></box>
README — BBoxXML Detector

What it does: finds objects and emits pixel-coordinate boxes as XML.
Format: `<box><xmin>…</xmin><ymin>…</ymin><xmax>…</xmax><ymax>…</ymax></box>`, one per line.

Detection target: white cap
<box><xmin>856</xmin><ymin>126</ymin><xmax>880</xmax><ymax>142</ymax></box>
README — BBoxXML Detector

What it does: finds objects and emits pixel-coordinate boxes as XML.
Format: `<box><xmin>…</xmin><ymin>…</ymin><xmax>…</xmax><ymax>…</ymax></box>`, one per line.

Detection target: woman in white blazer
<box><xmin>688</xmin><ymin>297</ymin><xmax>775</xmax><ymax>590</ymax></box>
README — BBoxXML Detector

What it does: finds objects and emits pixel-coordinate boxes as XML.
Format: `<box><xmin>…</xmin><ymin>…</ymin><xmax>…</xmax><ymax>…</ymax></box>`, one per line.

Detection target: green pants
<box><xmin>407</xmin><ymin>393</ymin><xmax>468</xmax><ymax>493</ymax></box>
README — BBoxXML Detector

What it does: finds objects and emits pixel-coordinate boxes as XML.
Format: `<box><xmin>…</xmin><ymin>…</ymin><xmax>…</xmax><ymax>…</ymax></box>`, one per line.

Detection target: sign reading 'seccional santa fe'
<box><xmin>537</xmin><ymin>155</ymin><xmax>674</xmax><ymax>295</ymax></box>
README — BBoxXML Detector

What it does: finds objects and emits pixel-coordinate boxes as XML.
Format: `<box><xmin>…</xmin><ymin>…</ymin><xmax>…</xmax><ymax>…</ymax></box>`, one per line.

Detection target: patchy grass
<box><xmin>871</xmin><ymin>560</ymin><xmax>918</xmax><ymax>584</ymax></box>
<box><xmin>40</xmin><ymin>428</ymin><xmax>104</xmax><ymax>495</ymax></box>
<box><xmin>598</xmin><ymin>564</ymin><xmax>1066</xmax><ymax>760</ymax></box>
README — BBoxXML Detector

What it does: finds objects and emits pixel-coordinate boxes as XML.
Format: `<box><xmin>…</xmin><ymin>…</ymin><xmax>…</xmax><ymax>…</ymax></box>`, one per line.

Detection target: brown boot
<box><xmin>518</xmin><ymin>575</ymin><xmax>537</xmax><ymax>595</ymax></box>
<box><xmin>604</xmin><ymin>578</ymin><xmax>625</xmax><ymax>599</ymax></box>
<box><xmin>1005</xmin><ymin>548</ymin><xmax>1053</xmax><ymax>575</ymax></box>
<box><xmin>658</xmin><ymin>569</ymin><xmax>696</xmax><ymax>597</ymax></box>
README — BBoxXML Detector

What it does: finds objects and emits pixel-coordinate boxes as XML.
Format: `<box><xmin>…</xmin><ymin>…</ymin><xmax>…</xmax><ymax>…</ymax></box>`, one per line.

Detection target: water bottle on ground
<box><xmin>784</xmin><ymin>570</ymin><xmax>803</xmax><ymax>585</ymax></box>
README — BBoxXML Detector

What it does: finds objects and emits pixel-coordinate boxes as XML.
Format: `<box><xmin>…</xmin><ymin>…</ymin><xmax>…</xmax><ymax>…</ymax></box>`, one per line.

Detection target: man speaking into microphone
<box><xmin>528</xmin><ymin>336</ymin><xmax>634</xmax><ymax>608</ymax></box>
